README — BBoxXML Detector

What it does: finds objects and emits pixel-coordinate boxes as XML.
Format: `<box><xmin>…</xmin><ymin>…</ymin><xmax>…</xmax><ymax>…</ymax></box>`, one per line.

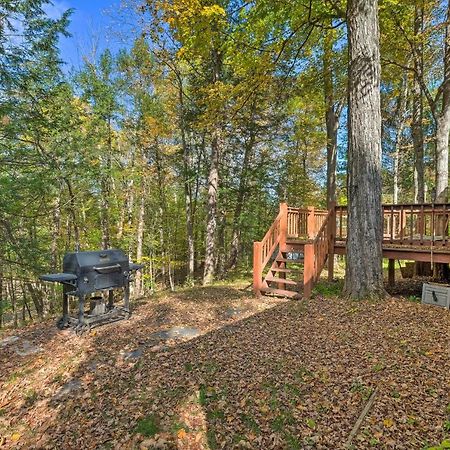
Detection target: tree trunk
<box><xmin>345</xmin><ymin>0</ymin><xmax>384</xmax><ymax>299</ymax></box>
<box><xmin>154</xmin><ymin>139</ymin><xmax>169</xmax><ymax>287</ymax></box>
<box><xmin>51</xmin><ymin>195</ymin><xmax>60</xmax><ymax>270</ymax></box>
<box><xmin>435</xmin><ymin>0</ymin><xmax>450</xmax><ymax>204</ymax></box>
<box><xmin>227</xmin><ymin>129</ymin><xmax>255</xmax><ymax>270</ymax></box>
<box><xmin>9</xmin><ymin>277</ymin><xmax>18</xmax><ymax>328</ymax></box>
<box><xmin>203</xmin><ymin>47</ymin><xmax>222</xmax><ymax>285</ymax></box>
<box><xmin>63</xmin><ymin>178</ymin><xmax>80</xmax><ymax>251</ymax></box>
<box><xmin>393</xmin><ymin>75</ymin><xmax>408</xmax><ymax>204</ymax></box>
<box><xmin>323</xmin><ymin>27</ymin><xmax>339</xmax><ymax>207</ymax></box>
<box><xmin>134</xmin><ymin>189</ymin><xmax>145</xmax><ymax>297</ymax></box>
<box><xmin>26</xmin><ymin>283</ymin><xmax>44</xmax><ymax>318</ymax></box>
<box><xmin>100</xmin><ymin>176</ymin><xmax>110</xmax><ymax>250</ymax></box>
<box><xmin>413</xmin><ymin>2</ymin><xmax>425</xmax><ymax>203</ymax></box>
<box><xmin>203</xmin><ymin>129</ymin><xmax>221</xmax><ymax>285</ymax></box>
<box><xmin>177</xmin><ymin>73</ymin><xmax>195</xmax><ymax>281</ymax></box>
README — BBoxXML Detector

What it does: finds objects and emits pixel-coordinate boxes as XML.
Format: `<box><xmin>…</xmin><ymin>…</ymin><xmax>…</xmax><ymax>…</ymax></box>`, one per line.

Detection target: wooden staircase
<box><xmin>254</xmin><ymin>202</ymin><xmax>450</xmax><ymax>299</ymax></box>
<box><xmin>260</xmin><ymin>251</ymin><xmax>304</xmax><ymax>299</ymax></box>
<box><xmin>253</xmin><ymin>203</ymin><xmax>335</xmax><ymax>299</ymax></box>
<box><xmin>253</xmin><ymin>203</ymin><xmax>450</xmax><ymax>298</ymax></box>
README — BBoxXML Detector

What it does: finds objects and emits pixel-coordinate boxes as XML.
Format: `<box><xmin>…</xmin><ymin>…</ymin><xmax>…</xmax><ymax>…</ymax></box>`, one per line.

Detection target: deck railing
<box><xmin>335</xmin><ymin>203</ymin><xmax>450</xmax><ymax>246</ymax></box>
<box><xmin>253</xmin><ymin>202</ymin><xmax>450</xmax><ymax>300</ymax></box>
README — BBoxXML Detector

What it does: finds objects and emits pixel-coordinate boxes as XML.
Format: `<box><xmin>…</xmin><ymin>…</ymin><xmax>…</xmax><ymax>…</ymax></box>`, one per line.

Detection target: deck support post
<box><xmin>253</xmin><ymin>241</ymin><xmax>262</xmax><ymax>297</ymax></box>
<box><xmin>304</xmin><ymin>243</ymin><xmax>314</xmax><ymax>299</ymax></box>
<box><xmin>388</xmin><ymin>259</ymin><xmax>395</xmax><ymax>287</ymax></box>
<box><xmin>327</xmin><ymin>202</ymin><xmax>336</xmax><ymax>281</ymax></box>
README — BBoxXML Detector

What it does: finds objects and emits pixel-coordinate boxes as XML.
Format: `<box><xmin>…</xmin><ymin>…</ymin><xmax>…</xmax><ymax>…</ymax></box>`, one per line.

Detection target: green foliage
<box><xmin>135</xmin><ymin>415</ymin><xmax>160</xmax><ymax>437</ymax></box>
<box><xmin>427</xmin><ymin>440</ymin><xmax>450</xmax><ymax>450</ymax></box>
<box><xmin>313</xmin><ymin>280</ymin><xmax>343</xmax><ymax>297</ymax></box>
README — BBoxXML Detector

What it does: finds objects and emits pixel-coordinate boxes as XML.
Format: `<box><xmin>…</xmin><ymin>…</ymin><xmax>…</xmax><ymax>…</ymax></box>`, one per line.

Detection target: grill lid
<box><xmin>63</xmin><ymin>249</ymin><xmax>128</xmax><ymax>272</ymax></box>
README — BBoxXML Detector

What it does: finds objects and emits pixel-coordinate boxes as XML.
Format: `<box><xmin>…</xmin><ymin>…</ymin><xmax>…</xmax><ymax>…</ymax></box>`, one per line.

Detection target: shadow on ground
<box><xmin>1</xmin><ymin>287</ymin><xmax>450</xmax><ymax>449</ymax></box>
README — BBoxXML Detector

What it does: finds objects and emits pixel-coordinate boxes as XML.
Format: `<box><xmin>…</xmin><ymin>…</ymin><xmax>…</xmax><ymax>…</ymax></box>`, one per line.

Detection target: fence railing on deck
<box><xmin>287</xmin><ymin>206</ymin><xmax>308</xmax><ymax>238</ymax></box>
<box><xmin>335</xmin><ymin>203</ymin><xmax>450</xmax><ymax>246</ymax></box>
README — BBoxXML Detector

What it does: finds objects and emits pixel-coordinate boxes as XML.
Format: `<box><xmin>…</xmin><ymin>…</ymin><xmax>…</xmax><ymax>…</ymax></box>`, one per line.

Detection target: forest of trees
<box><xmin>1</xmin><ymin>0</ymin><xmax>450</xmax><ymax>326</ymax></box>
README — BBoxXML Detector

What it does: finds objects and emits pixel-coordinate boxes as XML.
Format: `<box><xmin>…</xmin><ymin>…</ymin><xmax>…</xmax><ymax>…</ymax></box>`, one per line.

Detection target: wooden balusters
<box><xmin>307</xmin><ymin>207</ymin><xmax>315</xmax><ymax>239</ymax></box>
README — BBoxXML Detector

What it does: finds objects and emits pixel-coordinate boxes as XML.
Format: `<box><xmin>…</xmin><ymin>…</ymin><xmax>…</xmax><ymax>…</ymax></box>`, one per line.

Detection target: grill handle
<box><xmin>93</xmin><ymin>264</ymin><xmax>122</xmax><ymax>274</ymax></box>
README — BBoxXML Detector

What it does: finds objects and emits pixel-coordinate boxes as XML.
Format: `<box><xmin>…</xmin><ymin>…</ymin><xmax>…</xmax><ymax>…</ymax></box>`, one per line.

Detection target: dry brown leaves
<box><xmin>0</xmin><ymin>283</ymin><xmax>449</xmax><ymax>449</ymax></box>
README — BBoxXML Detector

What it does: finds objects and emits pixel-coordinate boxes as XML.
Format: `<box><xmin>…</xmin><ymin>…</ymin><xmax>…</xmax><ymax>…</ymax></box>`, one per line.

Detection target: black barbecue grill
<box><xmin>40</xmin><ymin>249</ymin><xmax>143</xmax><ymax>334</ymax></box>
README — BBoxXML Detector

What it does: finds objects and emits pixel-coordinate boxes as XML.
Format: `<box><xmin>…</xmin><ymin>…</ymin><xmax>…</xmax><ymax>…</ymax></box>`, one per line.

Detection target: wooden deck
<box><xmin>253</xmin><ymin>203</ymin><xmax>450</xmax><ymax>299</ymax></box>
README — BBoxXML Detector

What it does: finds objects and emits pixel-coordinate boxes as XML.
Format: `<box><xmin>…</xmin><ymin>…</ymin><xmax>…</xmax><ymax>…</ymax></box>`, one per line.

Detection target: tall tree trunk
<box><xmin>227</xmin><ymin>128</ymin><xmax>255</xmax><ymax>270</ymax></box>
<box><xmin>323</xmin><ymin>27</ymin><xmax>339</xmax><ymax>207</ymax></box>
<box><xmin>413</xmin><ymin>2</ymin><xmax>425</xmax><ymax>203</ymax></box>
<box><xmin>63</xmin><ymin>178</ymin><xmax>80</xmax><ymax>251</ymax></box>
<box><xmin>176</xmin><ymin>73</ymin><xmax>195</xmax><ymax>281</ymax></box>
<box><xmin>393</xmin><ymin>75</ymin><xmax>408</xmax><ymax>204</ymax></box>
<box><xmin>203</xmin><ymin>129</ymin><xmax>221</xmax><ymax>284</ymax></box>
<box><xmin>134</xmin><ymin>187</ymin><xmax>145</xmax><ymax>298</ymax></box>
<box><xmin>9</xmin><ymin>277</ymin><xmax>18</xmax><ymax>328</ymax></box>
<box><xmin>430</xmin><ymin>0</ymin><xmax>450</xmax><ymax>203</ymax></box>
<box><xmin>154</xmin><ymin>140</ymin><xmax>170</xmax><ymax>287</ymax></box>
<box><xmin>435</xmin><ymin>0</ymin><xmax>450</xmax><ymax>203</ymax></box>
<box><xmin>26</xmin><ymin>283</ymin><xmax>44</xmax><ymax>318</ymax></box>
<box><xmin>100</xmin><ymin>176</ymin><xmax>110</xmax><ymax>250</ymax></box>
<box><xmin>51</xmin><ymin>195</ymin><xmax>60</xmax><ymax>270</ymax></box>
<box><xmin>203</xmin><ymin>47</ymin><xmax>222</xmax><ymax>285</ymax></box>
<box><xmin>345</xmin><ymin>0</ymin><xmax>384</xmax><ymax>299</ymax></box>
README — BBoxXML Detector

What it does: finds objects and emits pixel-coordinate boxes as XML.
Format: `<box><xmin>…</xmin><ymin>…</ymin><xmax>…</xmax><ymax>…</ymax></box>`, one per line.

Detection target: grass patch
<box><xmin>24</xmin><ymin>389</ymin><xmax>38</xmax><ymax>407</ymax></box>
<box><xmin>350</xmin><ymin>379</ymin><xmax>373</xmax><ymax>401</ymax></box>
<box><xmin>170</xmin><ymin>421</ymin><xmax>190</xmax><ymax>433</ymax></box>
<box><xmin>240</xmin><ymin>413</ymin><xmax>260</xmax><ymax>434</ymax></box>
<box><xmin>207</xmin><ymin>429</ymin><xmax>219</xmax><ymax>449</ymax></box>
<box><xmin>207</xmin><ymin>409</ymin><xmax>225</xmax><ymax>421</ymax></box>
<box><xmin>135</xmin><ymin>415</ymin><xmax>160</xmax><ymax>437</ymax></box>
<box><xmin>284</xmin><ymin>433</ymin><xmax>301</xmax><ymax>449</ymax></box>
<box><xmin>313</xmin><ymin>280</ymin><xmax>343</xmax><ymax>297</ymax></box>
<box><xmin>7</xmin><ymin>367</ymin><xmax>34</xmax><ymax>385</ymax></box>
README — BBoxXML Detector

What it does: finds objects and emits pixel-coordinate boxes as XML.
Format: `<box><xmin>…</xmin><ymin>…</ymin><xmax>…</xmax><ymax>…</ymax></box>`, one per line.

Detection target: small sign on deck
<box><xmin>421</xmin><ymin>283</ymin><xmax>450</xmax><ymax>309</ymax></box>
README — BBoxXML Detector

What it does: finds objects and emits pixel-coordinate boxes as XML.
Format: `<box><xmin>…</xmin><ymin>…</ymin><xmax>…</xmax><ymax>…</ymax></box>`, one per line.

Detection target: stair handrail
<box><xmin>303</xmin><ymin>209</ymin><xmax>333</xmax><ymax>298</ymax></box>
<box><xmin>253</xmin><ymin>203</ymin><xmax>287</xmax><ymax>295</ymax></box>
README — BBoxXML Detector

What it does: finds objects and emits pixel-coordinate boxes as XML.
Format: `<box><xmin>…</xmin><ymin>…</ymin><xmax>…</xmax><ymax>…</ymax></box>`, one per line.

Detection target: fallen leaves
<box><xmin>0</xmin><ymin>284</ymin><xmax>449</xmax><ymax>449</ymax></box>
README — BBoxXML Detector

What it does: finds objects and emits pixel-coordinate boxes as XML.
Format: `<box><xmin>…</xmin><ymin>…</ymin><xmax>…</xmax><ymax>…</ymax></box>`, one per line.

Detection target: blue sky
<box><xmin>46</xmin><ymin>0</ymin><xmax>135</xmax><ymax>72</ymax></box>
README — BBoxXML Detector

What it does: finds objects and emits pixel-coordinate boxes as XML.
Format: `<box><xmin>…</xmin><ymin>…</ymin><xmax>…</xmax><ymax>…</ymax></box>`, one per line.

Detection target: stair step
<box><xmin>276</xmin><ymin>258</ymin><xmax>304</xmax><ymax>264</ymax></box>
<box><xmin>269</xmin><ymin>267</ymin><xmax>297</xmax><ymax>273</ymax></box>
<box><xmin>266</xmin><ymin>276</ymin><xmax>300</xmax><ymax>286</ymax></box>
<box><xmin>261</xmin><ymin>287</ymin><xmax>301</xmax><ymax>299</ymax></box>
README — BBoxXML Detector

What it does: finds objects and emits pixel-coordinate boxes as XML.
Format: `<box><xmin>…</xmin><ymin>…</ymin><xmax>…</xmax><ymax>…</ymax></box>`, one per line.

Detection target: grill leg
<box><xmin>57</xmin><ymin>292</ymin><xmax>70</xmax><ymax>329</ymax></box>
<box><xmin>78</xmin><ymin>295</ymin><xmax>85</xmax><ymax>325</ymax></box>
<box><xmin>108</xmin><ymin>290</ymin><xmax>114</xmax><ymax>310</ymax></box>
<box><xmin>124</xmin><ymin>282</ymin><xmax>130</xmax><ymax>314</ymax></box>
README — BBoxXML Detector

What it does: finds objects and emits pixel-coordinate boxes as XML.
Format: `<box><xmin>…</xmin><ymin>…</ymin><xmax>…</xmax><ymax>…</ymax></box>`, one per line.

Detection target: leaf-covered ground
<box><xmin>0</xmin><ymin>283</ymin><xmax>449</xmax><ymax>449</ymax></box>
